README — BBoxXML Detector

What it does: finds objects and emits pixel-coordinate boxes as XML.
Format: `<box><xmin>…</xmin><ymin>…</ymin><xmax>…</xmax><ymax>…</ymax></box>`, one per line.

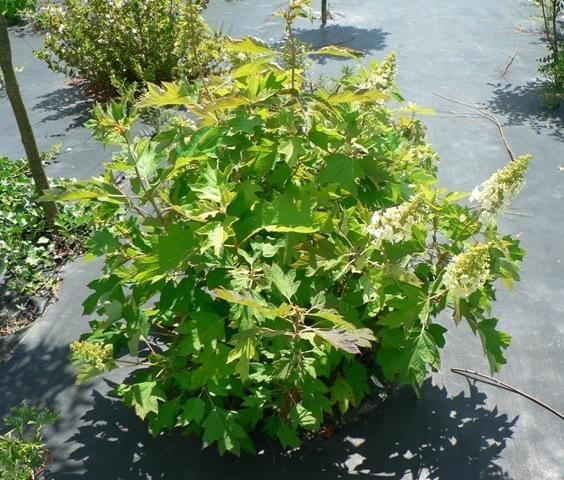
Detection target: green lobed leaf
<box><xmin>377</xmin><ymin>329</ymin><xmax>441</xmax><ymax>385</ymax></box>
<box><xmin>177</xmin><ymin>310</ymin><xmax>226</xmax><ymax>354</ymax></box>
<box><xmin>156</xmin><ymin>224</ymin><xmax>196</xmax><ymax>273</ymax></box>
<box><xmin>118</xmin><ymin>381</ymin><xmax>165</xmax><ymax>420</ymax></box>
<box><xmin>202</xmin><ymin>407</ymin><xmax>251</xmax><ymax>456</ymax></box>
<box><xmin>266</xmin><ymin>264</ymin><xmax>300</xmax><ymax>302</ymax></box>
<box><xmin>330</xmin><ymin>376</ymin><xmax>355</xmax><ymax>414</ymax></box>
<box><xmin>318</xmin><ymin>154</ymin><xmax>364</xmax><ymax>196</ymax></box>
<box><xmin>178</xmin><ymin>398</ymin><xmax>206</xmax><ymax>427</ymax></box>
<box><xmin>137</xmin><ymin>82</ymin><xmax>197</xmax><ymax>108</ymax></box>
<box><xmin>477</xmin><ymin>318</ymin><xmax>511</xmax><ymax>373</ymax></box>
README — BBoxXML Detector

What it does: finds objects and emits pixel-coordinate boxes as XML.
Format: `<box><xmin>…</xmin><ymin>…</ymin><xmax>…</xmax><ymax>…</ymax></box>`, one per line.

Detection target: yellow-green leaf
<box><xmin>308</xmin><ymin>45</ymin><xmax>363</xmax><ymax>59</ymax></box>
<box><xmin>328</xmin><ymin>88</ymin><xmax>387</xmax><ymax>104</ymax></box>
<box><xmin>137</xmin><ymin>82</ymin><xmax>197</xmax><ymax>108</ymax></box>
<box><xmin>225</xmin><ymin>36</ymin><xmax>276</xmax><ymax>55</ymax></box>
<box><xmin>308</xmin><ymin>310</ymin><xmax>357</xmax><ymax>331</ymax></box>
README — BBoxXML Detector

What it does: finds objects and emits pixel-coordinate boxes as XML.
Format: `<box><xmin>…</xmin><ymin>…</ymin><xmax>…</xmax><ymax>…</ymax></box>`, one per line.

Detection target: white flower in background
<box><xmin>443</xmin><ymin>243</ymin><xmax>490</xmax><ymax>298</ymax></box>
<box><xmin>367</xmin><ymin>193</ymin><xmax>427</xmax><ymax>246</ymax></box>
<box><xmin>470</xmin><ymin>154</ymin><xmax>531</xmax><ymax>220</ymax></box>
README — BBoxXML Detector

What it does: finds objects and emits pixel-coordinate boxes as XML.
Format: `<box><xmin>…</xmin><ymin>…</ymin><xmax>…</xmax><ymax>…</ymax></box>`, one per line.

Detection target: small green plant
<box><xmin>53</xmin><ymin>0</ymin><xmax>529</xmax><ymax>457</ymax></box>
<box><xmin>0</xmin><ymin>154</ymin><xmax>93</xmax><ymax>329</ymax></box>
<box><xmin>35</xmin><ymin>0</ymin><xmax>222</xmax><ymax>96</ymax></box>
<box><xmin>0</xmin><ymin>0</ymin><xmax>36</xmax><ymax>25</ymax></box>
<box><xmin>0</xmin><ymin>404</ymin><xmax>59</xmax><ymax>480</ymax></box>
<box><xmin>532</xmin><ymin>0</ymin><xmax>563</xmax><ymax>106</ymax></box>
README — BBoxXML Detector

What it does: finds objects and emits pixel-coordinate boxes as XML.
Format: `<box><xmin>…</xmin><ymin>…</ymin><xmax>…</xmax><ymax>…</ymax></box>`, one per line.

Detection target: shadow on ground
<box><xmin>54</xmin><ymin>380</ymin><xmax>516</xmax><ymax>479</ymax></box>
<box><xmin>33</xmin><ymin>85</ymin><xmax>94</xmax><ymax>131</ymax></box>
<box><xmin>0</xmin><ymin>341</ymin><xmax>86</xmax><ymax>419</ymax></box>
<box><xmin>295</xmin><ymin>24</ymin><xmax>389</xmax><ymax>64</ymax></box>
<box><xmin>486</xmin><ymin>80</ymin><xmax>564</xmax><ymax>141</ymax></box>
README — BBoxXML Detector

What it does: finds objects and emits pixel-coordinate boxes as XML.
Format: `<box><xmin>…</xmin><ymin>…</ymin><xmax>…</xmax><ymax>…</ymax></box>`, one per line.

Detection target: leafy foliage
<box><xmin>52</xmin><ymin>0</ymin><xmax>529</xmax><ymax>456</ymax></box>
<box><xmin>0</xmin><ymin>155</ymin><xmax>92</xmax><ymax>329</ymax></box>
<box><xmin>0</xmin><ymin>0</ymin><xmax>36</xmax><ymax>25</ymax></box>
<box><xmin>531</xmin><ymin>0</ymin><xmax>563</xmax><ymax>106</ymax></box>
<box><xmin>35</xmin><ymin>0</ymin><xmax>221</xmax><ymax>96</ymax></box>
<box><xmin>0</xmin><ymin>404</ymin><xmax>59</xmax><ymax>480</ymax></box>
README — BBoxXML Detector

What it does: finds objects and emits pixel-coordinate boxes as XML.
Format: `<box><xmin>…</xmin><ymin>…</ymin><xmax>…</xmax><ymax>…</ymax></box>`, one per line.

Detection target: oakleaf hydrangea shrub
<box><xmin>35</xmin><ymin>0</ymin><xmax>220</xmax><ymax>96</ymax></box>
<box><xmin>54</xmin><ymin>2</ymin><xmax>530</xmax><ymax>456</ymax></box>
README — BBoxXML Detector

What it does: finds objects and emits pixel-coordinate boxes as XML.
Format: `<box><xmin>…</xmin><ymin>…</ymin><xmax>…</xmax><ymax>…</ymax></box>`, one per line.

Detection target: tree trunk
<box><xmin>321</xmin><ymin>0</ymin><xmax>328</xmax><ymax>25</ymax></box>
<box><xmin>0</xmin><ymin>14</ymin><xmax>58</xmax><ymax>222</ymax></box>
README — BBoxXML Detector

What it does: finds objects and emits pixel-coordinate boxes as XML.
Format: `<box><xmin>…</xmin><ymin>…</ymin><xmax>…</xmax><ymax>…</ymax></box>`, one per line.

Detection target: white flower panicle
<box><xmin>443</xmin><ymin>243</ymin><xmax>490</xmax><ymax>298</ymax></box>
<box><xmin>358</xmin><ymin>52</ymin><xmax>397</xmax><ymax>91</ymax></box>
<box><xmin>470</xmin><ymin>154</ymin><xmax>531</xmax><ymax>219</ymax></box>
<box><xmin>367</xmin><ymin>192</ymin><xmax>427</xmax><ymax>246</ymax></box>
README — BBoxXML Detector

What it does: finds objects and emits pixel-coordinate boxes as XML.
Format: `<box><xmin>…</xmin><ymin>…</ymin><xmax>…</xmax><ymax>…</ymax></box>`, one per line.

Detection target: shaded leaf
<box><xmin>331</xmin><ymin>376</ymin><xmax>355</xmax><ymax>414</ymax></box>
<box><xmin>318</xmin><ymin>154</ymin><xmax>364</xmax><ymax>195</ymax></box>
<box><xmin>178</xmin><ymin>397</ymin><xmax>206</xmax><ymax>426</ymax></box>
<box><xmin>378</xmin><ymin>329</ymin><xmax>440</xmax><ymax>385</ymax></box>
<box><xmin>118</xmin><ymin>381</ymin><xmax>164</xmax><ymax>420</ymax></box>
<box><xmin>312</xmin><ymin>327</ymin><xmax>375</xmax><ymax>354</ymax></box>
<box><xmin>157</xmin><ymin>224</ymin><xmax>196</xmax><ymax>272</ymax></box>
<box><xmin>266</xmin><ymin>264</ymin><xmax>300</xmax><ymax>302</ymax></box>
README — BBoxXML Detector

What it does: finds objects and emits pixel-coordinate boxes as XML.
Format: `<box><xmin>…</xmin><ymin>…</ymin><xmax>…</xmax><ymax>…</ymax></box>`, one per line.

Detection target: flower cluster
<box><xmin>358</xmin><ymin>51</ymin><xmax>397</xmax><ymax>90</ymax></box>
<box><xmin>69</xmin><ymin>341</ymin><xmax>114</xmax><ymax>372</ymax></box>
<box><xmin>400</xmin><ymin>143</ymin><xmax>439</xmax><ymax>167</ymax></box>
<box><xmin>470</xmin><ymin>154</ymin><xmax>531</xmax><ymax>220</ymax></box>
<box><xmin>443</xmin><ymin>243</ymin><xmax>490</xmax><ymax>298</ymax></box>
<box><xmin>367</xmin><ymin>193</ymin><xmax>427</xmax><ymax>246</ymax></box>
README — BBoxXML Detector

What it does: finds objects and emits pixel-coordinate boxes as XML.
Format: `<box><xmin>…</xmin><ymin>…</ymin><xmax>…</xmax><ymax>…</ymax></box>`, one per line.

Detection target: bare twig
<box><xmin>433</xmin><ymin>93</ymin><xmax>516</xmax><ymax>162</ymax></box>
<box><xmin>451</xmin><ymin>368</ymin><xmax>564</xmax><ymax>420</ymax></box>
<box><xmin>497</xmin><ymin>48</ymin><xmax>519</xmax><ymax>78</ymax></box>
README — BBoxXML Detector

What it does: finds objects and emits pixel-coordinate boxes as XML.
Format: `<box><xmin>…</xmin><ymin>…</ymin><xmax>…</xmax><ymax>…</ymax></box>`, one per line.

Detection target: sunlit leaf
<box><xmin>308</xmin><ymin>45</ymin><xmax>363</xmax><ymax>59</ymax></box>
<box><xmin>225</xmin><ymin>36</ymin><xmax>276</xmax><ymax>55</ymax></box>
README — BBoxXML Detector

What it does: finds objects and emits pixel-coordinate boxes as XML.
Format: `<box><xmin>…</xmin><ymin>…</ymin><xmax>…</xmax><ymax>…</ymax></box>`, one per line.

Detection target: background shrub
<box><xmin>35</xmin><ymin>0</ymin><xmax>221</xmax><ymax>96</ymax></box>
<box><xmin>54</xmin><ymin>2</ymin><xmax>529</xmax><ymax>456</ymax></box>
<box><xmin>0</xmin><ymin>0</ymin><xmax>36</xmax><ymax>25</ymax></box>
<box><xmin>0</xmin><ymin>404</ymin><xmax>59</xmax><ymax>480</ymax></box>
<box><xmin>532</xmin><ymin>0</ymin><xmax>563</xmax><ymax>106</ymax></box>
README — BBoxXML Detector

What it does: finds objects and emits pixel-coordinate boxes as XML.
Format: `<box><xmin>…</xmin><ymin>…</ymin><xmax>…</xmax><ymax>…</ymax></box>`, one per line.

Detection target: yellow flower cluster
<box><xmin>69</xmin><ymin>341</ymin><xmax>114</xmax><ymax>371</ymax></box>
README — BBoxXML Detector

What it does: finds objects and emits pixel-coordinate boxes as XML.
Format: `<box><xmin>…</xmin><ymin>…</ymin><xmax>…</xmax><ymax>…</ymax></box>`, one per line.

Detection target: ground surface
<box><xmin>0</xmin><ymin>27</ymin><xmax>105</xmax><ymax>178</ymax></box>
<box><xmin>0</xmin><ymin>1</ymin><xmax>563</xmax><ymax>478</ymax></box>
